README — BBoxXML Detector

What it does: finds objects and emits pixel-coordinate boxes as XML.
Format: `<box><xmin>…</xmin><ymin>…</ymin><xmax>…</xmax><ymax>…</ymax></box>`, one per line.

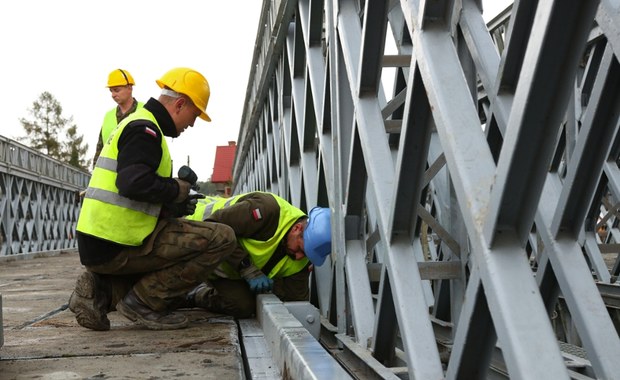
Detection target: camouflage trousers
<box><xmin>86</xmin><ymin>218</ymin><xmax>239</xmax><ymax>311</ymax></box>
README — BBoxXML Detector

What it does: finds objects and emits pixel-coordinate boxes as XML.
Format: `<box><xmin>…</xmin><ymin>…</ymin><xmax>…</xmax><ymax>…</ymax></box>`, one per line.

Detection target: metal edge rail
<box><xmin>252</xmin><ymin>294</ymin><xmax>353</xmax><ymax>379</ymax></box>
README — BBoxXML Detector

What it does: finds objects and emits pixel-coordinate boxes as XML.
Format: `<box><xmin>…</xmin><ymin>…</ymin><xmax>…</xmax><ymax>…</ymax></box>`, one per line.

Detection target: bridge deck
<box><xmin>0</xmin><ymin>251</ymin><xmax>246</xmax><ymax>379</ymax></box>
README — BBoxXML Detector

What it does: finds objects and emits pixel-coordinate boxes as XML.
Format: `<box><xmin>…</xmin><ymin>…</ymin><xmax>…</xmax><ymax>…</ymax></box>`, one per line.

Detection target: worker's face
<box><xmin>285</xmin><ymin>222</ymin><xmax>306</xmax><ymax>260</ymax></box>
<box><xmin>173</xmin><ymin>97</ymin><xmax>202</xmax><ymax>136</ymax></box>
<box><xmin>109</xmin><ymin>85</ymin><xmax>132</xmax><ymax>106</ymax></box>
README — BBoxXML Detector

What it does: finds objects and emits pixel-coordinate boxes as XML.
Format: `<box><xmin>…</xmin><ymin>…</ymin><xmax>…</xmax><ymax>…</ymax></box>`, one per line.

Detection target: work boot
<box><xmin>184</xmin><ymin>282</ymin><xmax>213</xmax><ymax>309</ymax></box>
<box><xmin>173</xmin><ymin>283</ymin><xmax>205</xmax><ymax>309</ymax></box>
<box><xmin>68</xmin><ymin>271</ymin><xmax>112</xmax><ymax>331</ymax></box>
<box><xmin>116</xmin><ymin>289</ymin><xmax>188</xmax><ymax>330</ymax></box>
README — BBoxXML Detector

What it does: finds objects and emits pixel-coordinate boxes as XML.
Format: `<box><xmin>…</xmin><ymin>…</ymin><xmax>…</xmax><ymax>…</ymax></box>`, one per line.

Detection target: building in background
<box><xmin>210</xmin><ymin>141</ymin><xmax>236</xmax><ymax>197</ymax></box>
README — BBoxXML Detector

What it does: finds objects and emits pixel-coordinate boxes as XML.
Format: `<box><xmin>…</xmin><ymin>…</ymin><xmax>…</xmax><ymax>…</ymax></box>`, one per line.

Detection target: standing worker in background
<box><xmin>92</xmin><ymin>68</ymin><xmax>144</xmax><ymax>168</ymax></box>
<box><xmin>183</xmin><ymin>192</ymin><xmax>332</xmax><ymax>318</ymax></box>
<box><xmin>70</xmin><ymin>67</ymin><xmax>243</xmax><ymax>331</ymax></box>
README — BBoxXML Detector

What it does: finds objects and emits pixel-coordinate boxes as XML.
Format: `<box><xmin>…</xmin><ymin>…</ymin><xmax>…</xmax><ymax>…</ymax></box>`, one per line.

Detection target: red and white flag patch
<box><xmin>144</xmin><ymin>126</ymin><xmax>157</xmax><ymax>137</ymax></box>
<box><xmin>252</xmin><ymin>208</ymin><xmax>263</xmax><ymax>220</ymax></box>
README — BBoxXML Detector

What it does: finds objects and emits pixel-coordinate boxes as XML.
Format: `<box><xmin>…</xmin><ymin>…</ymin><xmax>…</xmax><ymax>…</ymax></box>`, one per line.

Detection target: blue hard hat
<box><xmin>303</xmin><ymin>207</ymin><xmax>332</xmax><ymax>266</ymax></box>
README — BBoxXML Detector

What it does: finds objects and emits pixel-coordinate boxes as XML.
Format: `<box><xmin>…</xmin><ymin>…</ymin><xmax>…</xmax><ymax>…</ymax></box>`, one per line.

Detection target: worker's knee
<box><xmin>207</xmin><ymin>279</ymin><xmax>257</xmax><ymax>318</ymax></box>
<box><xmin>197</xmin><ymin>221</ymin><xmax>237</xmax><ymax>253</ymax></box>
<box><xmin>229</xmin><ymin>299</ymin><xmax>256</xmax><ymax>319</ymax></box>
<box><xmin>205</xmin><ymin>291</ymin><xmax>256</xmax><ymax>318</ymax></box>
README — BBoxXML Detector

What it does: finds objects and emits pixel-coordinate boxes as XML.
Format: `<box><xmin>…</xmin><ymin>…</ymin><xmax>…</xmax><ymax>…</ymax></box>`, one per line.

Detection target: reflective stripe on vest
<box><xmin>189</xmin><ymin>192</ymin><xmax>309</xmax><ymax>279</ymax></box>
<box><xmin>84</xmin><ymin>187</ymin><xmax>160</xmax><ymax>217</ymax></box>
<box><xmin>185</xmin><ymin>196</ymin><xmax>221</xmax><ymax>221</ymax></box>
<box><xmin>77</xmin><ymin>107</ymin><xmax>171</xmax><ymax>246</ymax></box>
<box><xmin>96</xmin><ymin>156</ymin><xmax>117</xmax><ymax>171</ymax></box>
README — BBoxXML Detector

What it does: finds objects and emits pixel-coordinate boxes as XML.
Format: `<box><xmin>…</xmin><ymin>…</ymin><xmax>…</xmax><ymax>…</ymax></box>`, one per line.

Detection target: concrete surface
<box><xmin>0</xmin><ymin>250</ymin><xmax>245</xmax><ymax>380</ymax></box>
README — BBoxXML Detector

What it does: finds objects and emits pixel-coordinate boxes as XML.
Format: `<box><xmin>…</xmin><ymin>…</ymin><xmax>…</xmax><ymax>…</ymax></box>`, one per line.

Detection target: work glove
<box><xmin>165</xmin><ymin>192</ymin><xmax>206</xmax><ymax>217</ymax></box>
<box><xmin>240</xmin><ymin>262</ymin><xmax>273</xmax><ymax>293</ymax></box>
<box><xmin>173</xmin><ymin>178</ymin><xmax>192</xmax><ymax>203</ymax></box>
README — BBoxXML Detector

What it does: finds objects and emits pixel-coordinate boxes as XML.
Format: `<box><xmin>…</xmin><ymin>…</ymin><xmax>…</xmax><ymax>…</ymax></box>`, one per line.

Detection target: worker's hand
<box><xmin>240</xmin><ymin>264</ymin><xmax>273</xmax><ymax>293</ymax></box>
<box><xmin>173</xmin><ymin>178</ymin><xmax>192</xmax><ymax>203</ymax></box>
<box><xmin>74</xmin><ymin>189</ymin><xmax>85</xmax><ymax>206</ymax></box>
<box><xmin>245</xmin><ymin>275</ymin><xmax>274</xmax><ymax>293</ymax></box>
<box><xmin>183</xmin><ymin>192</ymin><xmax>206</xmax><ymax>215</ymax></box>
<box><xmin>164</xmin><ymin>192</ymin><xmax>206</xmax><ymax>218</ymax></box>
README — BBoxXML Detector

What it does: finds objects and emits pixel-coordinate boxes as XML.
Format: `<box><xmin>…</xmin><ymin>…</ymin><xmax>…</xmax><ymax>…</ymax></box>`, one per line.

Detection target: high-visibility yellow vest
<box><xmin>187</xmin><ymin>193</ymin><xmax>309</xmax><ymax>279</ymax></box>
<box><xmin>77</xmin><ymin>108</ymin><xmax>172</xmax><ymax>246</ymax></box>
<box><xmin>185</xmin><ymin>195</ymin><xmax>222</xmax><ymax>222</ymax></box>
<box><xmin>101</xmin><ymin>101</ymin><xmax>144</xmax><ymax>143</ymax></box>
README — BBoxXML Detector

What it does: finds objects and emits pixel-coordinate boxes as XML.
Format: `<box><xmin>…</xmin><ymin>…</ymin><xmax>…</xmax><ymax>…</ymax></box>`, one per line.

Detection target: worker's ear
<box><xmin>175</xmin><ymin>97</ymin><xmax>186</xmax><ymax>111</ymax></box>
<box><xmin>292</xmin><ymin>222</ymin><xmax>304</xmax><ymax>233</ymax></box>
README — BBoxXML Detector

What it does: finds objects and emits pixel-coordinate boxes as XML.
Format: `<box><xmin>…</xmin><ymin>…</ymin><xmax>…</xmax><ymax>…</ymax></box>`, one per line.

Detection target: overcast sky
<box><xmin>0</xmin><ymin>0</ymin><xmax>511</xmax><ymax>183</ymax></box>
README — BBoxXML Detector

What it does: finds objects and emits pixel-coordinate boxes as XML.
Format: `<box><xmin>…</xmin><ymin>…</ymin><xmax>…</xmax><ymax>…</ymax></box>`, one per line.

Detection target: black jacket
<box><xmin>77</xmin><ymin>98</ymin><xmax>181</xmax><ymax>266</ymax></box>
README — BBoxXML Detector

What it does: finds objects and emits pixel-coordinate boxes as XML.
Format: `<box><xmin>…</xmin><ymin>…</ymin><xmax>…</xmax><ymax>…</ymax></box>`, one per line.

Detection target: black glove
<box><xmin>164</xmin><ymin>192</ymin><xmax>206</xmax><ymax>217</ymax></box>
<box><xmin>173</xmin><ymin>178</ymin><xmax>192</xmax><ymax>203</ymax></box>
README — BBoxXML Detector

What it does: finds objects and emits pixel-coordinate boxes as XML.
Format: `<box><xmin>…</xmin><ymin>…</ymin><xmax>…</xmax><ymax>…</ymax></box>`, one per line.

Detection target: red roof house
<box><xmin>210</xmin><ymin>141</ymin><xmax>236</xmax><ymax>196</ymax></box>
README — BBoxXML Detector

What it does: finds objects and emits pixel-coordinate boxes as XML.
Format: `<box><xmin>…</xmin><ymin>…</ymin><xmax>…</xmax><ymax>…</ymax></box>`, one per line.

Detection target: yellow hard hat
<box><xmin>156</xmin><ymin>67</ymin><xmax>211</xmax><ymax>122</ymax></box>
<box><xmin>107</xmin><ymin>69</ymin><xmax>135</xmax><ymax>87</ymax></box>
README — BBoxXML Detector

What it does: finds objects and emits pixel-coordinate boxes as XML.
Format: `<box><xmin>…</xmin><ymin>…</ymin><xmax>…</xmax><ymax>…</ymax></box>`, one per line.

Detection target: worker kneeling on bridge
<box><xmin>182</xmin><ymin>192</ymin><xmax>332</xmax><ymax>318</ymax></box>
<box><xmin>71</xmin><ymin>67</ymin><xmax>219</xmax><ymax>331</ymax></box>
<box><xmin>69</xmin><ymin>67</ymin><xmax>332</xmax><ymax>331</ymax></box>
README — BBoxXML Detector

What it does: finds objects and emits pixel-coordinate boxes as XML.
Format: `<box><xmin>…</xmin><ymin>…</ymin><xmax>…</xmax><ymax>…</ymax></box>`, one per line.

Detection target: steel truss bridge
<box><xmin>2</xmin><ymin>0</ymin><xmax>620</xmax><ymax>378</ymax></box>
<box><xmin>0</xmin><ymin>136</ymin><xmax>87</xmax><ymax>256</ymax></box>
<box><xmin>232</xmin><ymin>0</ymin><xmax>620</xmax><ymax>378</ymax></box>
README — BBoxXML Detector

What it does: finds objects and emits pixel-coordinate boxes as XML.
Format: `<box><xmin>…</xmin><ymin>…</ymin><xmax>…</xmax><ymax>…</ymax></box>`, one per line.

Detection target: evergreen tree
<box><xmin>63</xmin><ymin>124</ymin><xmax>91</xmax><ymax>170</ymax></box>
<box><xmin>19</xmin><ymin>92</ymin><xmax>65</xmax><ymax>158</ymax></box>
<box><xmin>19</xmin><ymin>91</ymin><xmax>89</xmax><ymax>170</ymax></box>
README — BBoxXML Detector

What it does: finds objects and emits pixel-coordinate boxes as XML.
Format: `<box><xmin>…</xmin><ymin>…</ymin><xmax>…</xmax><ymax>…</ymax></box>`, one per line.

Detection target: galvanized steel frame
<box><xmin>0</xmin><ymin>136</ymin><xmax>89</xmax><ymax>256</ymax></box>
<box><xmin>234</xmin><ymin>0</ymin><xmax>620</xmax><ymax>378</ymax></box>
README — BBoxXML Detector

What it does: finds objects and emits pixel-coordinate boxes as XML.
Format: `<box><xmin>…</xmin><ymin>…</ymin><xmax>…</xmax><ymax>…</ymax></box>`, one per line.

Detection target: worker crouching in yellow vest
<box><xmin>70</xmin><ymin>67</ymin><xmax>237</xmax><ymax>332</ymax></box>
<box><xmin>78</xmin><ymin>108</ymin><xmax>170</xmax><ymax>245</ymax></box>
<box><xmin>183</xmin><ymin>192</ymin><xmax>332</xmax><ymax>318</ymax></box>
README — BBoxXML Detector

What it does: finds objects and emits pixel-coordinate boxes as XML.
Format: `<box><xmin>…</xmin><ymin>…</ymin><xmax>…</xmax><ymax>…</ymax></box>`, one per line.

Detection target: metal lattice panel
<box><xmin>234</xmin><ymin>0</ymin><xmax>620</xmax><ymax>378</ymax></box>
<box><xmin>0</xmin><ymin>136</ymin><xmax>89</xmax><ymax>256</ymax></box>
